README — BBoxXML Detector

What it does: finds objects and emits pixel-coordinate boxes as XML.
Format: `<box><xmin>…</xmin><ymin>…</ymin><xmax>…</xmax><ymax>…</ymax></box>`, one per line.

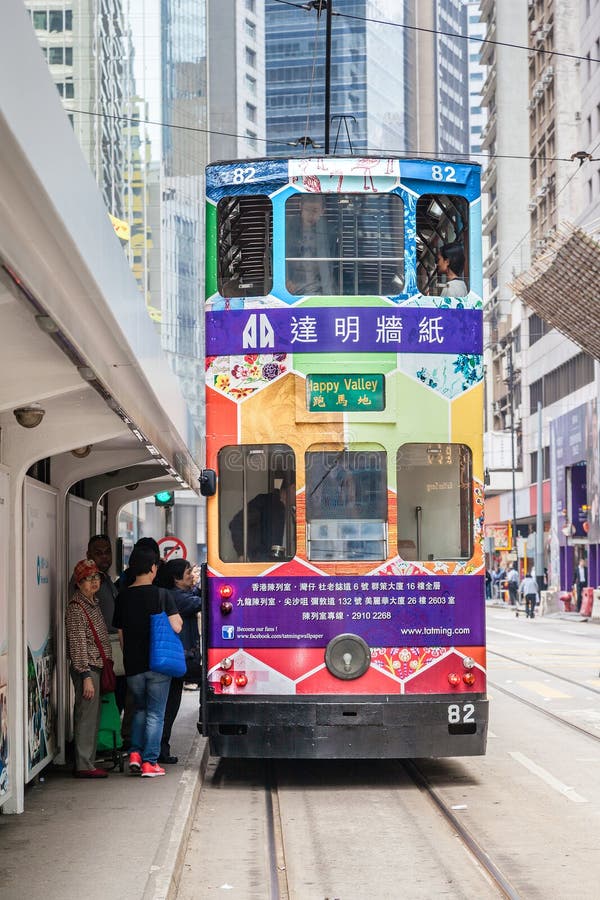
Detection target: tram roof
<box><xmin>207</xmin><ymin>155</ymin><xmax>482</xmax><ymax>169</ymax></box>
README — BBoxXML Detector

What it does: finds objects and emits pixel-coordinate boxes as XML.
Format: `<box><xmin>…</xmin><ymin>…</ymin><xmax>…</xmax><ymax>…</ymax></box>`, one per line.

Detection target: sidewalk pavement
<box><xmin>486</xmin><ymin>598</ymin><xmax>594</xmax><ymax>622</ymax></box>
<box><xmin>0</xmin><ymin>691</ymin><xmax>208</xmax><ymax>900</ymax></box>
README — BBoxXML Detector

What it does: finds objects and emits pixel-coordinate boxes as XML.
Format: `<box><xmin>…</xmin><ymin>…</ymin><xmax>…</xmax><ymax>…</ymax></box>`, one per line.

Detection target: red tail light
<box><xmin>220</xmin><ymin>673</ymin><xmax>233</xmax><ymax>687</ymax></box>
<box><xmin>235</xmin><ymin>673</ymin><xmax>248</xmax><ymax>687</ymax></box>
<box><xmin>447</xmin><ymin>673</ymin><xmax>460</xmax><ymax>686</ymax></box>
<box><xmin>219</xmin><ymin>584</ymin><xmax>233</xmax><ymax>599</ymax></box>
<box><xmin>463</xmin><ymin>672</ymin><xmax>476</xmax><ymax>686</ymax></box>
<box><xmin>220</xmin><ymin>600</ymin><xmax>233</xmax><ymax>615</ymax></box>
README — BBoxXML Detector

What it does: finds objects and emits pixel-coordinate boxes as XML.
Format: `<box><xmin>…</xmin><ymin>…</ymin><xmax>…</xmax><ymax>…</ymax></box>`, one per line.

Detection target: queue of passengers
<box><xmin>65</xmin><ymin>534</ymin><xmax>201</xmax><ymax>779</ymax></box>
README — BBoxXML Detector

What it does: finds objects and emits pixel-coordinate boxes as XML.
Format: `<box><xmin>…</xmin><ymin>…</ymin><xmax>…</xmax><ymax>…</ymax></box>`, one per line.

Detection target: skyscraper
<box><xmin>265</xmin><ymin>0</ymin><xmax>416</xmax><ymax>156</ymax></box>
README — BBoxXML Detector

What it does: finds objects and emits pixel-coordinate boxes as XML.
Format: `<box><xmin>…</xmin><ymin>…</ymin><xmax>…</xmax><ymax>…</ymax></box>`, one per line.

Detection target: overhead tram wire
<box><xmin>271</xmin><ymin>0</ymin><xmax>600</xmax><ymax>66</ymax></box>
<box><xmin>66</xmin><ymin>107</ymin><xmax>588</xmax><ymax>168</ymax></box>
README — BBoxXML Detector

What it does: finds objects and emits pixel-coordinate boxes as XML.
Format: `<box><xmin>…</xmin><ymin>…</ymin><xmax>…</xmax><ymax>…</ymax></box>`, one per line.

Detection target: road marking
<box><xmin>487</xmin><ymin>626</ymin><xmax>550</xmax><ymax>643</ymax></box>
<box><xmin>518</xmin><ymin>680</ymin><xmax>570</xmax><ymax>699</ymax></box>
<box><xmin>509</xmin><ymin>751</ymin><xmax>588</xmax><ymax>803</ymax></box>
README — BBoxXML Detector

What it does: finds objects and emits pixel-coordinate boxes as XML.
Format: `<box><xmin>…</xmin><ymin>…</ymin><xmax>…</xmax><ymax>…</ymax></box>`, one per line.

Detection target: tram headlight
<box><xmin>462</xmin><ymin>656</ymin><xmax>475</xmax><ymax>669</ymax></box>
<box><xmin>221</xmin><ymin>657</ymin><xmax>233</xmax><ymax>670</ymax></box>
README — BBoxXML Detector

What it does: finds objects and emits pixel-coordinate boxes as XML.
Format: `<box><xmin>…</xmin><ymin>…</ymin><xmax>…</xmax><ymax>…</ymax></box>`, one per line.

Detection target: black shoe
<box><xmin>157</xmin><ymin>754</ymin><xmax>178</xmax><ymax>764</ymax></box>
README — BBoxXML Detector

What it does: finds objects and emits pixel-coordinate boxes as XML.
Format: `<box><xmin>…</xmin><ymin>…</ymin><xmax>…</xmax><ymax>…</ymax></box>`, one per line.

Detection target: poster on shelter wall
<box><xmin>0</xmin><ymin>470</ymin><xmax>9</xmax><ymax>800</ymax></box>
<box><xmin>25</xmin><ymin>480</ymin><xmax>57</xmax><ymax>781</ymax></box>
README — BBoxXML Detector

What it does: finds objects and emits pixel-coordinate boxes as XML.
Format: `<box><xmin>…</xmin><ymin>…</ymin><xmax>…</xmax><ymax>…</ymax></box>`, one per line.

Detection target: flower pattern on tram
<box><xmin>371</xmin><ymin>646</ymin><xmax>447</xmax><ymax>680</ymax></box>
<box><xmin>208</xmin><ymin>353</ymin><xmax>289</xmax><ymax>398</ymax></box>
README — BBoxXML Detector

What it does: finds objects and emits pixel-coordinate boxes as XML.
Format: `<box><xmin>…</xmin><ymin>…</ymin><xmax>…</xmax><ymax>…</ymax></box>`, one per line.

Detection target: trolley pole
<box><xmin>324</xmin><ymin>0</ymin><xmax>333</xmax><ymax>154</ymax></box>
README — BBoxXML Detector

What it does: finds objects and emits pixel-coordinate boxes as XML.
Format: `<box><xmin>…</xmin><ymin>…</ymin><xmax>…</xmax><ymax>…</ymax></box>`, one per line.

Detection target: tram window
<box><xmin>396</xmin><ymin>443</ymin><xmax>472</xmax><ymax>561</ymax></box>
<box><xmin>285</xmin><ymin>193</ymin><xmax>404</xmax><ymax>296</ymax></box>
<box><xmin>217</xmin><ymin>195</ymin><xmax>273</xmax><ymax>297</ymax></box>
<box><xmin>218</xmin><ymin>444</ymin><xmax>295</xmax><ymax>563</ymax></box>
<box><xmin>305</xmin><ymin>448</ymin><xmax>387</xmax><ymax>561</ymax></box>
<box><xmin>416</xmin><ymin>195</ymin><xmax>469</xmax><ymax>296</ymax></box>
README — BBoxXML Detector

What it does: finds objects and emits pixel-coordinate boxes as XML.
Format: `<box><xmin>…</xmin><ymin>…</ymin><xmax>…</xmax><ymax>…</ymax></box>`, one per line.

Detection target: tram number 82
<box><xmin>447</xmin><ymin>703</ymin><xmax>477</xmax><ymax>735</ymax></box>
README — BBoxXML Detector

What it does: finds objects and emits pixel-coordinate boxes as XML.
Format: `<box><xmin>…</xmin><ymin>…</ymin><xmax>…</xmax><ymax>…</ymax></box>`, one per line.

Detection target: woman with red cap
<box><xmin>66</xmin><ymin>558</ymin><xmax>113</xmax><ymax>778</ymax></box>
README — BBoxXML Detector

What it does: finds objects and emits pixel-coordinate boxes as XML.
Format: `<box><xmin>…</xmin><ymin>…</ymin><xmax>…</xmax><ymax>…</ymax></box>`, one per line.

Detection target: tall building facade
<box><xmin>208</xmin><ymin>0</ymin><xmax>266</xmax><ymax>161</ymax></box>
<box><xmin>25</xmin><ymin>0</ymin><xmax>207</xmax><ymax>452</ymax></box>
<box><xmin>466</xmin><ymin>1</ymin><xmax>486</xmax><ymax>157</ymax></box>
<box><xmin>265</xmin><ymin>0</ymin><xmax>416</xmax><ymax>156</ymax></box>
<box><xmin>415</xmin><ymin>0</ymin><xmax>470</xmax><ymax>158</ymax></box>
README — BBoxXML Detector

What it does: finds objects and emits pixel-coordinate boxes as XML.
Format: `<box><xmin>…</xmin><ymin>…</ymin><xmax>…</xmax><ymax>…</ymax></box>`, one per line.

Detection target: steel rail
<box><xmin>488</xmin><ymin>679</ymin><xmax>600</xmax><ymax>744</ymax></box>
<box><xmin>488</xmin><ymin>649</ymin><xmax>600</xmax><ymax>697</ymax></box>
<box><xmin>264</xmin><ymin>761</ymin><xmax>289</xmax><ymax>900</ymax></box>
<box><xmin>402</xmin><ymin>759</ymin><xmax>521</xmax><ymax>900</ymax></box>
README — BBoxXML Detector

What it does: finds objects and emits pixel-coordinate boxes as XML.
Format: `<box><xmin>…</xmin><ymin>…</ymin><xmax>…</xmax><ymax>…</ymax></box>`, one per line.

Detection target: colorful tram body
<box><xmin>202</xmin><ymin>157</ymin><xmax>487</xmax><ymax>759</ymax></box>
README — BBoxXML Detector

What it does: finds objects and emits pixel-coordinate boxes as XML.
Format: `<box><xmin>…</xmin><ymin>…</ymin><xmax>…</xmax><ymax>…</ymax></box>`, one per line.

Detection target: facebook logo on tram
<box><xmin>242</xmin><ymin>313</ymin><xmax>274</xmax><ymax>349</ymax></box>
<box><xmin>222</xmin><ymin>625</ymin><xmax>235</xmax><ymax>640</ymax></box>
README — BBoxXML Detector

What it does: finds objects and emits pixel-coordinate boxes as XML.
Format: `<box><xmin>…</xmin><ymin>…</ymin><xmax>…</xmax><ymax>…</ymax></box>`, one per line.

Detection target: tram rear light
<box><xmin>447</xmin><ymin>673</ymin><xmax>461</xmax><ymax>686</ymax></box>
<box><xmin>219</xmin><ymin>584</ymin><xmax>234</xmax><ymax>599</ymax></box>
<box><xmin>220</xmin><ymin>673</ymin><xmax>233</xmax><ymax>687</ymax></box>
<box><xmin>220</xmin><ymin>600</ymin><xmax>233</xmax><ymax>615</ymax></box>
<box><xmin>235</xmin><ymin>673</ymin><xmax>248</xmax><ymax>687</ymax></box>
<box><xmin>463</xmin><ymin>672</ymin><xmax>476</xmax><ymax>686</ymax></box>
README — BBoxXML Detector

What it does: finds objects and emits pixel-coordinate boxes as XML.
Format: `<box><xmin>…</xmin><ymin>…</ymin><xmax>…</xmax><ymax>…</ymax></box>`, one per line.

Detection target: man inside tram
<box><xmin>286</xmin><ymin>194</ymin><xmax>336</xmax><ymax>295</ymax></box>
<box><xmin>229</xmin><ymin>476</ymin><xmax>294</xmax><ymax>562</ymax></box>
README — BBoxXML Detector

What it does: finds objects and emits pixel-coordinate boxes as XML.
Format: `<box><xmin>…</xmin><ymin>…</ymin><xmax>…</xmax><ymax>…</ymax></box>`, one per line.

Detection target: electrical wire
<box><xmin>67</xmin><ymin>106</ymin><xmax>593</xmax><ymax>168</ymax></box>
<box><xmin>270</xmin><ymin>0</ymin><xmax>597</xmax><ymax>66</ymax></box>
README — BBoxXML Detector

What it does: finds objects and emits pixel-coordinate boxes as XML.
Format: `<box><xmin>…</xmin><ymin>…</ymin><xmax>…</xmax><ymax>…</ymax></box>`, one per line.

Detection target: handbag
<box><xmin>149</xmin><ymin>589</ymin><xmax>187</xmax><ymax>678</ymax></box>
<box><xmin>74</xmin><ymin>601</ymin><xmax>117</xmax><ymax>694</ymax></box>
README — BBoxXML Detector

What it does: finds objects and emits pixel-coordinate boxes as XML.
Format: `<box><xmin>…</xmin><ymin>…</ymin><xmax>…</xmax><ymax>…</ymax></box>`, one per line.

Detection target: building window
<box><xmin>33</xmin><ymin>10</ymin><xmax>48</xmax><ymax>30</ymax></box>
<box><xmin>530</xmin><ymin>447</ymin><xmax>550</xmax><ymax>482</ymax></box>
<box><xmin>245</xmin><ymin>46</ymin><xmax>256</xmax><ymax>68</ymax></box>
<box><xmin>49</xmin><ymin>10</ymin><xmax>64</xmax><ymax>31</ymax></box>
<box><xmin>48</xmin><ymin>47</ymin><xmax>64</xmax><ymax>65</ymax></box>
<box><xmin>245</xmin><ymin>129</ymin><xmax>257</xmax><ymax>148</ymax></box>
<box><xmin>528</xmin><ymin>312</ymin><xmax>550</xmax><ymax>346</ymax></box>
<box><xmin>245</xmin><ymin>0</ymin><xmax>256</xmax><ymax>10</ymax></box>
<box><xmin>245</xmin><ymin>18</ymin><xmax>256</xmax><ymax>39</ymax></box>
<box><xmin>529</xmin><ymin>352</ymin><xmax>595</xmax><ymax>409</ymax></box>
<box><xmin>64</xmin><ymin>81</ymin><xmax>74</xmax><ymax>99</ymax></box>
<box><xmin>245</xmin><ymin>102</ymin><xmax>257</xmax><ymax>123</ymax></box>
<box><xmin>65</xmin><ymin>47</ymin><xmax>73</xmax><ymax>65</ymax></box>
<box><xmin>245</xmin><ymin>74</ymin><xmax>257</xmax><ymax>95</ymax></box>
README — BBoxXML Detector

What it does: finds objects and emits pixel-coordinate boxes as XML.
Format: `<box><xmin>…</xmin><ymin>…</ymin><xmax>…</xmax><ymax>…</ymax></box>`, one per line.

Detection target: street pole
<box><xmin>324</xmin><ymin>0</ymin><xmax>333</xmax><ymax>154</ymax></box>
<box><xmin>536</xmin><ymin>401</ymin><xmax>545</xmax><ymax>591</ymax></box>
<box><xmin>508</xmin><ymin>339</ymin><xmax>518</xmax><ymax>560</ymax></box>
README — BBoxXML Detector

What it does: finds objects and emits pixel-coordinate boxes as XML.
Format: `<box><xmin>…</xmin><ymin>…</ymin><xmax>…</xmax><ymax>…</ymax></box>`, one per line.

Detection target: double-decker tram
<box><xmin>200</xmin><ymin>156</ymin><xmax>487</xmax><ymax>758</ymax></box>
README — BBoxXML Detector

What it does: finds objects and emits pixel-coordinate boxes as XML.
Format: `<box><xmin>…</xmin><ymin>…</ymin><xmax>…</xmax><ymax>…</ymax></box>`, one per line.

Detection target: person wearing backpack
<box><xmin>113</xmin><ymin>545</ymin><xmax>182</xmax><ymax>777</ymax></box>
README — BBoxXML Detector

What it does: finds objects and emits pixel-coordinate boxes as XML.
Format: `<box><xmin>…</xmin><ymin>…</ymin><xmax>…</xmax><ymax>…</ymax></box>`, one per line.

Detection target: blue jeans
<box><xmin>127</xmin><ymin>671</ymin><xmax>171</xmax><ymax>763</ymax></box>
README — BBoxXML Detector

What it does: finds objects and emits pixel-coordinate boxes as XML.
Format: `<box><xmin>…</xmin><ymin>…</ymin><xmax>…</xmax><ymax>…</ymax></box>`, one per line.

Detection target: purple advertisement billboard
<box><xmin>206</xmin><ymin>307</ymin><xmax>483</xmax><ymax>357</ymax></box>
<box><xmin>209</xmin><ymin>575</ymin><xmax>484</xmax><ymax>648</ymax></box>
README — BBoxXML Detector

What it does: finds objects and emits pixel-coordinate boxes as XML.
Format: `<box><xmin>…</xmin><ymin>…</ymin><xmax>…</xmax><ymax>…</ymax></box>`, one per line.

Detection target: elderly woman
<box><xmin>66</xmin><ymin>558</ymin><xmax>113</xmax><ymax>778</ymax></box>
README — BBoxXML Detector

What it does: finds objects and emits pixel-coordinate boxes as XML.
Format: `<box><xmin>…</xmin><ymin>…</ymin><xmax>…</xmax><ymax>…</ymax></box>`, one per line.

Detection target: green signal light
<box><xmin>154</xmin><ymin>491</ymin><xmax>174</xmax><ymax>507</ymax></box>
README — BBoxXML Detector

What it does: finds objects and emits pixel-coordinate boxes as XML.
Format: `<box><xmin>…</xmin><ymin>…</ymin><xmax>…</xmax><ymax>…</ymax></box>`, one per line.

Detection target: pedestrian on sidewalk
<box><xmin>113</xmin><ymin>545</ymin><xmax>182</xmax><ymax>778</ymax></box>
<box><xmin>574</xmin><ymin>557</ymin><xmax>588</xmax><ymax>613</ymax></box>
<box><xmin>507</xmin><ymin>563</ymin><xmax>519</xmax><ymax>606</ymax></box>
<box><xmin>155</xmin><ymin>558</ymin><xmax>202</xmax><ymax>764</ymax></box>
<box><xmin>66</xmin><ymin>559</ymin><xmax>113</xmax><ymax>779</ymax></box>
<box><xmin>519</xmin><ymin>572</ymin><xmax>539</xmax><ymax>619</ymax></box>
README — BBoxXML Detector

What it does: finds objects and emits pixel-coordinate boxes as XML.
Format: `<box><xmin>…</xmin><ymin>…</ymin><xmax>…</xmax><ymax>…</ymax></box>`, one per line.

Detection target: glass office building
<box><xmin>265</xmin><ymin>0</ymin><xmax>416</xmax><ymax>156</ymax></box>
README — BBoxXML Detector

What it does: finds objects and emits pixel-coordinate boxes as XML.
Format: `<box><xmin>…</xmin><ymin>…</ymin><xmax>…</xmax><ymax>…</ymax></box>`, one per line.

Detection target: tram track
<box><xmin>488</xmin><ymin>648</ymin><xmax>600</xmax><ymax>697</ymax></box>
<box><xmin>260</xmin><ymin>758</ymin><xmax>517</xmax><ymax>900</ymax></box>
<box><xmin>488</xmin><ymin>679</ymin><xmax>600</xmax><ymax>744</ymax></box>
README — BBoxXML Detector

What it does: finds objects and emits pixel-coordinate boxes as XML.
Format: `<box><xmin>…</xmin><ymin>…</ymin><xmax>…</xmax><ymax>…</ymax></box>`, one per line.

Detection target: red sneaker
<box><xmin>74</xmin><ymin>768</ymin><xmax>108</xmax><ymax>779</ymax></box>
<box><xmin>141</xmin><ymin>761</ymin><xmax>165</xmax><ymax>778</ymax></box>
<box><xmin>129</xmin><ymin>751</ymin><xmax>142</xmax><ymax>775</ymax></box>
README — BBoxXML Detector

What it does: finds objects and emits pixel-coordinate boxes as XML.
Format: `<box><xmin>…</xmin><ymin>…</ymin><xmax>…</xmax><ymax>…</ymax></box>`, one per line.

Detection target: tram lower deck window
<box><xmin>305</xmin><ymin>448</ymin><xmax>387</xmax><ymax>561</ymax></box>
<box><xmin>218</xmin><ymin>444</ymin><xmax>295</xmax><ymax>563</ymax></box>
<box><xmin>396</xmin><ymin>443</ymin><xmax>472</xmax><ymax>561</ymax></box>
<box><xmin>285</xmin><ymin>193</ymin><xmax>404</xmax><ymax>296</ymax></box>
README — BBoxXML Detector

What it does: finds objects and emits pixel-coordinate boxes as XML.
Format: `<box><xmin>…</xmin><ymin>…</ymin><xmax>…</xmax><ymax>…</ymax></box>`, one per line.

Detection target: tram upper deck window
<box><xmin>416</xmin><ymin>195</ymin><xmax>469</xmax><ymax>296</ymax></box>
<box><xmin>218</xmin><ymin>444</ymin><xmax>295</xmax><ymax>563</ymax></box>
<box><xmin>285</xmin><ymin>193</ymin><xmax>404</xmax><ymax>296</ymax></box>
<box><xmin>305</xmin><ymin>448</ymin><xmax>387</xmax><ymax>561</ymax></box>
<box><xmin>396</xmin><ymin>443</ymin><xmax>472</xmax><ymax>561</ymax></box>
<box><xmin>217</xmin><ymin>195</ymin><xmax>273</xmax><ymax>297</ymax></box>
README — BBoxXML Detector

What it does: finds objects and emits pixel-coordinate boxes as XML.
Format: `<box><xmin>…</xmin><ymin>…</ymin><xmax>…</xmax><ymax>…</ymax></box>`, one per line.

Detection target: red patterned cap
<box><xmin>73</xmin><ymin>558</ymin><xmax>100</xmax><ymax>585</ymax></box>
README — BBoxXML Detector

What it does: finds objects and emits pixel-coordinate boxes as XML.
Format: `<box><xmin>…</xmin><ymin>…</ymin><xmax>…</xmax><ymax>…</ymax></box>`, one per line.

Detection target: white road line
<box><xmin>509</xmin><ymin>751</ymin><xmax>588</xmax><ymax>803</ymax></box>
<box><xmin>487</xmin><ymin>626</ymin><xmax>550</xmax><ymax>643</ymax></box>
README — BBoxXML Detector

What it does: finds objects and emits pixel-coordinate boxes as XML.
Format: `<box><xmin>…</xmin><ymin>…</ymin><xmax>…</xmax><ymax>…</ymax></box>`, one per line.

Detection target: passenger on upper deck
<box><xmin>286</xmin><ymin>194</ymin><xmax>336</xmax><ymax>295</ymax></box>
<box><xmin>437</xmin><ymin>242</ymin><xmax>468</xmax><ymax>297</ymax></box>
